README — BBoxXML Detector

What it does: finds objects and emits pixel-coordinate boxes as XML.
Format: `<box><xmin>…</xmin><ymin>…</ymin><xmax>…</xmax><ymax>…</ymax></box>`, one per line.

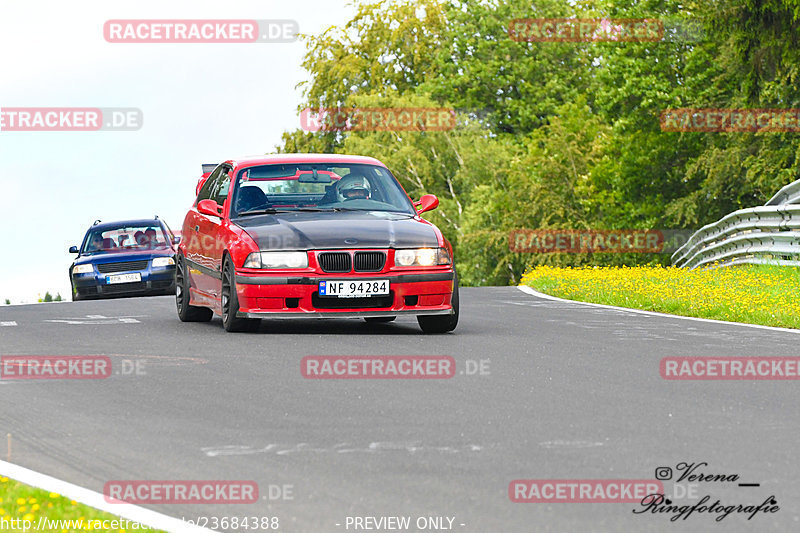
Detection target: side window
<box><xmin>197</xmin><ymin>166</ymin><xmax>223</xmax><ymax>203</ymax></box>
<box><xmin>213</xmin><ymin>169</ymin><xmax>231</xmax><ymax>205</ymax></box>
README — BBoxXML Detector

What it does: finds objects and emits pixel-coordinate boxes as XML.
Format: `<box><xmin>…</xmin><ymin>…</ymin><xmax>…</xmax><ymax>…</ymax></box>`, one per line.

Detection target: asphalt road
<box><xmin>1</xmin><ymin>288</ymin><xmax>799</xmax><ymax>532</ymax></box>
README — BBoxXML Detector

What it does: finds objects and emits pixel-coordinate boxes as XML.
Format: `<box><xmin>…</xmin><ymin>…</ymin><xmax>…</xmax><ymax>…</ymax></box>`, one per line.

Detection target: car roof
<box><xmin>89</xmin><ymin>219</ymin><xmax>163</xmax><ymax>231</ymax></box>
<box><xmin>225</xmin><ymin>153</ymin><xmax>387</xmax><ymax>168</ymax></box>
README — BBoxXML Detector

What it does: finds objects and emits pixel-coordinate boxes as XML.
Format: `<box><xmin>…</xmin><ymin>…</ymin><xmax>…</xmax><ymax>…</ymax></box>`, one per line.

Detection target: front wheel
<box><xmin>417</xmin><ymin>273</ymin><xmax>459</xmax><ymax>334</ymax></box>
<box><xmin>221</xmin><ymin>257</ymin><xmax>260</xmax><ymax>332</ymax></box>
<box><xmin>176</xmin><ymin>254</ymin><xmax>213</xmax><ymax>322</ymax></box>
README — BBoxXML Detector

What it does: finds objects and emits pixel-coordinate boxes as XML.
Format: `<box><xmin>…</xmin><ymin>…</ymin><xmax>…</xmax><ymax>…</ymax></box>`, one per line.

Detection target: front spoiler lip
<box><xmin>237</xmin><ymin>309</ymin><xmax>453</xmax><ymax>319</ymax></box>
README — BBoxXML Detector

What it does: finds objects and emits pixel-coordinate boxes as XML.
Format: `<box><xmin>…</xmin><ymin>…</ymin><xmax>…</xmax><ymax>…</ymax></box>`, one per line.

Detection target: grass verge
<box><xmin>0</xmin><ymin>475</ymin><xmax>164</xmax><ymax>532</ymax></box>
<box><xmin>521</xmin><ymin>264</ymin><xmax>800</xmax><ymax>329</ymax></box>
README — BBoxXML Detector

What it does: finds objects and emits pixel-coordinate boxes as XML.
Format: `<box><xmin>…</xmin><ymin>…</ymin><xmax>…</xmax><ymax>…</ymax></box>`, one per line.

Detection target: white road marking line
<box><xmin>0</xmin><ymin>321</ymin><xmax>17</xmax><ymax>327</ymax></box>
<box><xmin>516</xmin><ymin>285</ymin><xmax>800</xmax><ymax>334</ymax></box>
<box><xmin>202</xmin><ymin>442</ymin><xmax>483</xmax><ymax>456</ymax></box>
<box><xmin>0</xmin><ymin>460</ymin><xmax>214</xmax><ymax>532</ymax></box>
<box><xmin>45</xmin><ymin>315</ymin><xmax>144</xmax><ymax>325</ymax></box>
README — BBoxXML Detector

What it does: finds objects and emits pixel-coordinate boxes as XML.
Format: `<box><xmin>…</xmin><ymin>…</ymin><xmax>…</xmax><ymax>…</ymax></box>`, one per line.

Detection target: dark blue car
<box><xmin>69</xmin><ymin>218</ymin><xmax>179</xmax><ymax>300</ymax></box>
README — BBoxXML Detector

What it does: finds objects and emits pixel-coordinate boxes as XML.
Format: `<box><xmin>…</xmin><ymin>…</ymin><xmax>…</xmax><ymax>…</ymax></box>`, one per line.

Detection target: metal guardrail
<box><xmin>672</xmin><ymin>179</ymin><xmax>800</xmax><ymax>269</ymax></box>
<box><xmin>766</xmin><ymin>179</ymin><xmax>800</xmax><ymax>206</ymax></box>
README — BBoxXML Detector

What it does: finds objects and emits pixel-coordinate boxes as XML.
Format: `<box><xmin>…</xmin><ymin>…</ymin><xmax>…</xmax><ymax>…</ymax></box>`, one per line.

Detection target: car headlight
<box><xmin>393</xmin><ymin>248</ymin><xmax>451</xmax><ymax>267</ymax></box>
<box><xmin>72</xmin><ymin>264</ymin><xmax>94</xmax><ymax>274</ymax></box>
<box><xmin>243</xmin><ymin>251</ymin><xmax>309</xmax><ymax>269</ymax></box>
<box><xmin>152</xmin><ymin>257</ymin><xmax>175</xmax><ymax>267</ymax></box>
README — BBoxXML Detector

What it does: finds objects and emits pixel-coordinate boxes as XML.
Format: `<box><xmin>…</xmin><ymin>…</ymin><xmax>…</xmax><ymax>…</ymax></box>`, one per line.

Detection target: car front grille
<box><xmin>96</xmin><ymin>260</ymin><xmax>149</xmax><ymax>274</ymax></box>
<box><xmin>317</xmin><ymin>251</ymin><xmax>387</xmax><ymax>273</ymax></box>
<box><xmin>318</xmin><ymin>252</ymin><xmax>351</xmax><ymax>273</ymax></box>
<box><xmin>102</xmin><ymin>282</ymin><xmax>147</xmax><ymax>294</ymax></box>
<box><xmin>354</xmin><ymin>251</ymin><xmax>385</xmax><ymax>272</ymax></box>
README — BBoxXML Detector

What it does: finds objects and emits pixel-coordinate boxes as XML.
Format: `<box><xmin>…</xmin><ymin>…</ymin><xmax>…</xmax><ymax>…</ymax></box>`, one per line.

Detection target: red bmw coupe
<box><xmin>176</xmin><ymin>154</ymin><xmax>458</xmax><ymax>333</ymax></box>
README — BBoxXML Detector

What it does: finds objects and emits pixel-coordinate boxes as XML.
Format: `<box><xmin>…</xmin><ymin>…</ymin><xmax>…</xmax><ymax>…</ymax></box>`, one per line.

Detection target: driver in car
<box><xmin>336</xmin><ymin>174</ymin><xmax>371</xmax><ymax>201</ymax></box>
<box><xmin>88</xmin><ymin>233</ymin><xmax>104</xmax><ymax>252</ymax></box>
<box><xmin>144</xmin><ymin>228</ymin><xmax>159</xmax><ymax>248</ymax></box>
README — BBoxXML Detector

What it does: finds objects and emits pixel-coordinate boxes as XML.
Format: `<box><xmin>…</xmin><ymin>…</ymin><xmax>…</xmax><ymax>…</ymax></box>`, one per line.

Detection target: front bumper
<box><xmin>234</xmin><ymin>270</ymin><xmax>454</xmax><ymax>319</ymax></box>
<box><xmin>72</xmin><ymin>267</ymin><xmax>176</xmax><ymax>299</ymax></box>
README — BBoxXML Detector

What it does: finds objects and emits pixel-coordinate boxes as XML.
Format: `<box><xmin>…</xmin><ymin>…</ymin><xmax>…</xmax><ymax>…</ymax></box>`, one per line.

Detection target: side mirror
<box><xmin>69</xmin><ymin>245</ymin><xmax>79</xmax><ymax>253</ymax></box>
<box><xmin>416</xmin><ymin>194</ymin><xmax>439</xmax><ymax>214</ymax></box>
<box><xmin>172</xmin><ymin>235</ymin><xmax>182</xmax><ymax>245</ymax></box>
<box><xmin>197</xmin><ymin>199</ymin><xmax>222</xmax><ymax>217</ymax></box>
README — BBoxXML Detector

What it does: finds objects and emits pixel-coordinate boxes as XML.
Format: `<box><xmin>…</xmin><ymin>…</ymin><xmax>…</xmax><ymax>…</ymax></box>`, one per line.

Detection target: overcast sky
<box><xmin>0</xmin><ymin>0</ymin><xmax>355</xmax><ymax>303</ymax></box>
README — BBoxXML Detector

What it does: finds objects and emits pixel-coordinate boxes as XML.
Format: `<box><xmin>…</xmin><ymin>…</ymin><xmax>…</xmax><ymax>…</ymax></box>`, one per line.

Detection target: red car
<box><xmin>176</xmin><ymin>154</ymin><xmax>458</xmax><ymax>333</ymax></box>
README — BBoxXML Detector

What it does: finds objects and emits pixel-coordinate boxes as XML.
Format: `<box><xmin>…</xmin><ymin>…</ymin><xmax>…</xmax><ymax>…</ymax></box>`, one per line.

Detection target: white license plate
<box><xmin>106</xmin><ymin>273</ymin><xmax>142</xmax><ymax>284</ymax></box>
<box><xmin>319</xmin><ymin>279</ymin><xmax>389</xmax><ymax>298</ymax></box>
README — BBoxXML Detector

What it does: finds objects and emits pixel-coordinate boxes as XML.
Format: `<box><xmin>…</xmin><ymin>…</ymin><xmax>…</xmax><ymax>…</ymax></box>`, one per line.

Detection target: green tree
<box><xmin>277</xmin><ymin>0</ymin><xmax>800</xmax><ymax>285</ymax></box>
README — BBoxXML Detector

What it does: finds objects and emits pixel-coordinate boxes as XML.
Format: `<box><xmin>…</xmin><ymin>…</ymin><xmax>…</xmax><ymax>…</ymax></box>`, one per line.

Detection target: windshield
<box><xmin>81</xmin><ymin>224</ymin><xmax>170</xmax><ymax>255</ymax></box>
<box><xmin>230</xmin><ymin>163</ymin><xmax>416</xmax><ymax>217</ymax></box>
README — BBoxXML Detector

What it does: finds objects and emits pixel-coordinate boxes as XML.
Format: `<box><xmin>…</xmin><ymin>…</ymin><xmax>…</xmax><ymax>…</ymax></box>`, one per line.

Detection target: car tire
<box><xmin>221</xmin><ymin>256</ymin><xmax>260</xmax><ymax>332</ymax></box>
<box><xmin>365</xmin><ymin>316</ymin><xmax>396</xmax><ymax>323</ymax></box>
<box><xmin>417</xmin><ymin>272</ymin><xmax>459</xmax><ymax>334</ymax></box>
<box><xmin>176</xmin><ymin>254</ymin><xmax>213</xmax><ymax>322</ymax></box>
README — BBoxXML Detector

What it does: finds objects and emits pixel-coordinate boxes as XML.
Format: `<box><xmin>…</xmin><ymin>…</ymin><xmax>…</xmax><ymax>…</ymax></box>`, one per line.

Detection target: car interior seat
<box><xmin>236</xmin><ymin>186</ymin><xmax>268</xmax><ymax>212</ymax></box>
<box><xmin>319</xmin><ymin>183</ymin><xmax>340</xmax><ymax>204</ymax></box>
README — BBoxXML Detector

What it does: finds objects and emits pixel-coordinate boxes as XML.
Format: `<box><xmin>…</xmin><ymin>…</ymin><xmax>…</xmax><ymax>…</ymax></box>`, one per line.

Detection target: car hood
<box><xmin>234</xmin><ymin>211</ymin><xmax>440</xmax><ymax>250</ymax></box>
<box><xmin>73</xmin><ymin>248</ymin><xmax>174</xmax><ymax>266</ymax></box>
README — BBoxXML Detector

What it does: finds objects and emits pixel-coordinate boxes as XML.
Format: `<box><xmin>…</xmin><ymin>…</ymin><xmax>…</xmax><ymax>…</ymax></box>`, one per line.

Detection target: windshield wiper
<box><xmin>237</xmin><ymin>207</ymin><xmax>415</xmax><ymax>216</ymax></box>
<box><xmin>238</xmin><ymin>207</ymin><xmax>347</xmax><ymax>215</ymax></box>
<box><xmin>236</xmin><ymin>208</ymin><xmax>294</xmax><ymax>216</ymax></box>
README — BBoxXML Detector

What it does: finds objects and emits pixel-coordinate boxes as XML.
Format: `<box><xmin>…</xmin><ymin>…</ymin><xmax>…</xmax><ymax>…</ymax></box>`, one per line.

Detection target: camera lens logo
<box><xmin>655</xmin><ymin>467</ymin><xmax>673</xmax><ymax>480</ymax></box>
